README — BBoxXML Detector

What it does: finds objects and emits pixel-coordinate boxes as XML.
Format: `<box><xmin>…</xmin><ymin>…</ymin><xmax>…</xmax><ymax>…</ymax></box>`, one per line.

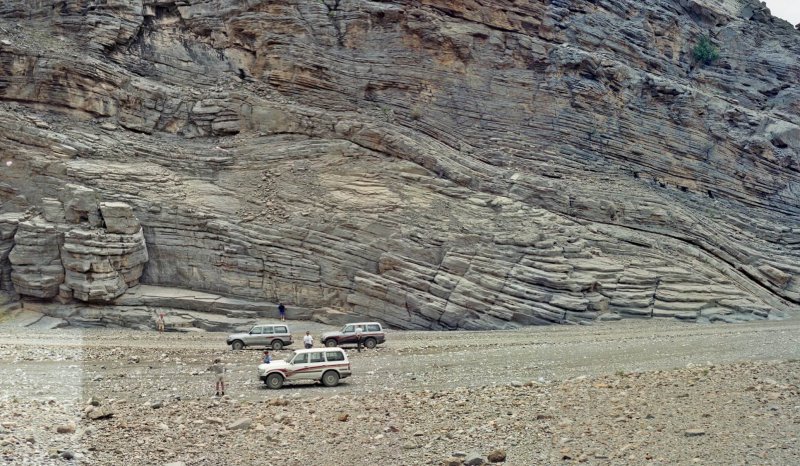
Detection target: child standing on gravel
<box><xmin>208</xmin><ymin>358</ymin><xmax>226</xmax><ymax>397</ymax></box>
<box><xmin>303</xmin><ymin>331</ymin><xmax>313</xmax><ymax>349</ymax></box>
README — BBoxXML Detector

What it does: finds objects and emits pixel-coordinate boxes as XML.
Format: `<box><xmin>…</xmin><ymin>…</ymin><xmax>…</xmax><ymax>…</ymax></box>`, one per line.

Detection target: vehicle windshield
<box><xmin>285</xmin><ymin>352</ymin><xmax>297</xmax><ymax>363</ymax></box>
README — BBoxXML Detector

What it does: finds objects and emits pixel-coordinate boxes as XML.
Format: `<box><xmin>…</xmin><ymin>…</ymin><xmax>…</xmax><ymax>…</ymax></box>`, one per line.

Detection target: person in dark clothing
<box><xmin>278</xmin><ymin>302</ymin><xmax>286</xmax><ymax>321</ymax></box>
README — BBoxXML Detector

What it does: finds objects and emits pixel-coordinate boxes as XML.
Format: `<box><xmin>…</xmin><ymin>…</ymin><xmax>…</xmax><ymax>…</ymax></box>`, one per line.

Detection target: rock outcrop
<box><xmin>9</xmin><ymin>219</ymin><xmax>65</xmax><ymax>299</ymax></box>
<box><xmin>61</xmin><ymin>224</ymin><xmax>148</xmax><ymax>302</ymax></box>
<box><xmin>4</xmin><ymin>190</ymin><xmax>148</xmax><ymax>303</ymax></box>
<box><xmin>0</xmin><ymin>213</ymin><xmax>22</xmax><ymax>302</ymax></box>
<box><xmin>0</xmin><ymin>0</ymin><xmax>798</xmax><ymax>328</ymax></box>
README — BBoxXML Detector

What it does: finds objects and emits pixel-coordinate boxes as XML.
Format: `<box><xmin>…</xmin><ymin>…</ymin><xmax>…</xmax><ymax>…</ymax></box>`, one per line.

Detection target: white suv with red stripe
<box><xmin>258</xmin><ymin>347</ymin><xmax>351</xmax><ymax>389</ymax></box>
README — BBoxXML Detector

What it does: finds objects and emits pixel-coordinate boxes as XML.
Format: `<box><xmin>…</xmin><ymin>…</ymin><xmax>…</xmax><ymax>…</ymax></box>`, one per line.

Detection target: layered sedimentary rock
<box><xmin>0</xmin><ymin>0</ymin><xmax>798</xmax><ymax>328</ymax></box>
<box><xmin>0</xmin><ymin>213</ymin><xmax>22</xmax><ymax>300</ymax></box>
<box><xmin>9</xmin><ymin>220</ymin><xmax>65</xmax><ymax>299</ymax></box>
<box><xmin>62</xmin><ymin>225</ymin><xmax>148</xmax><ymax>302</ymax></box>
<box><xmin>4</xmin><ymin>191</ymin><xmax>148</xmax><ymax>303</ymax></box>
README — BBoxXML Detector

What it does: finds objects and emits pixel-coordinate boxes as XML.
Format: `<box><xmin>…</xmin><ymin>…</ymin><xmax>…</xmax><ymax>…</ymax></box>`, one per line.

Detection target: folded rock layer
<box><xmin>0</xmin><ymin>0</ymin><xmax>798</xmax><ymax>329</ymax></box>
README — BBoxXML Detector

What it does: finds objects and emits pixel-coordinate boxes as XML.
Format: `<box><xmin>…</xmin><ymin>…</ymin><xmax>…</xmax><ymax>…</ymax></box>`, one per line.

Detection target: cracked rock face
<box><xmin>62</xmin><ymin>226</ymin><xmax>148</xmax><ymax>302</ymax></box>
<box><xmin>9</xmin><ymin>220</ymin><xmax>65</xmax><ymax>299</ymax></box>
<box><xmin>0</xmin><ymin>213</ymin><xmax>23</xmax><ymax>299</ymax></box>
<box><xmin>5</xmin><ymin>193</ymin><xmax>148</xmax><ymax>303</ymax></box>
<box><xmin>0</xmin><ymin>0</ymin><xmax>798</xmax><ymax>328</ymax></box>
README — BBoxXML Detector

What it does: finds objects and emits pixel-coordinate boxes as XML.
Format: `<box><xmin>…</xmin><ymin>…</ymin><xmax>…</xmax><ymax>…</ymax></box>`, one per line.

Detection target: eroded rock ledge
<box><xmin>4</xmin><ymin>187</ymin><xmax>148</xmax><ymax>304</ymax></box>
<box><xmin>0</xmin><ymin>0</ymin><xmax>798</xmax><ymax>329</ymax></box>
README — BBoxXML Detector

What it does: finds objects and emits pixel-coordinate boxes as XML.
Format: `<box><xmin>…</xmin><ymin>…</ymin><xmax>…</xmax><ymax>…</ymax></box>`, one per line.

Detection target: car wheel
<box><xmin>231</xmin><ymin>340</ymin><xmax>244</xmax><ymax>351</ymax></box>
<box><xmin>363</xmin><ymin>337</ymin><xmax>377</xmax><ymax>349</ymax></box>
<box><xmin>321</xmin><ymin>370</ymin><xmax>340</xmax><ymax>387</ymax></box>
<box><xmin>324</xmin><ymin>339</ymin><xmax>337</xmax><ymax>347</ymax></box>
<box><xmin>271</xmin><ymin>340</ymin><xmax>283</xmax><ymax>351</ymax></box>
<box><xmin>266</xmin><ymin>373</ymin><xmax>283</xmax><ymax>389</ymax></box>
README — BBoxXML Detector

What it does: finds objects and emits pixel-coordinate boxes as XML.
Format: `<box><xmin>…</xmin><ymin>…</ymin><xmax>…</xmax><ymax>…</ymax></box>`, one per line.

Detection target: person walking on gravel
<box><xmin>303</xmin><ymin>331</ymin><xmax>313</xmax><ymax>349</ymax></box>
<box><xmin>208</xmin><ymin>358</ymin><xmax>226</xmax><ymax>397</ymax></box>
<box><xmin>278</xmin><ymin>302</ymin><xmax>286</xmax><ymax>321</ymax></box>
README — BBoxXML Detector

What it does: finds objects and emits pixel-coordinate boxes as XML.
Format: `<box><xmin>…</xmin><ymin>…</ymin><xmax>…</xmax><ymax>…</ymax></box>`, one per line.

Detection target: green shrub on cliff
<box><xmin>693</xmin><ymin>35</ymin><xmax>719</xmax><ymax>65</ymax></box>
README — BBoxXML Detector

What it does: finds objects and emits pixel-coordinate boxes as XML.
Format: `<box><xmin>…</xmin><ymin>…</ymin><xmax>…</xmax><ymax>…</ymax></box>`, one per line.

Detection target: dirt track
<box><xmin>1</xmin><ymin>318</ymin><xmax>799</xmax><ymax>465</ymax></box>
<box><xmin>1</xmin><ymin>318</ymin><xmax>798</xmax><ymax>400</ymax></box>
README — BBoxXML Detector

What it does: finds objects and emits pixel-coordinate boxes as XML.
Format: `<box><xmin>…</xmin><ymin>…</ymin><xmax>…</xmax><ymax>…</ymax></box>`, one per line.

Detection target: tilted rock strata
<box><xmin>0</xmin><ymin>0</ymin><xmax>798</xmax><ymax>328</ymax></box>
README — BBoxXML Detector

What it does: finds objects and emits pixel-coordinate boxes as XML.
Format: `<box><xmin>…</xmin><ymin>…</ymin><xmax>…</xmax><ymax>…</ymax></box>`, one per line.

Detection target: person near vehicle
<box><xmin>155</xmin><ymin>312</ymin><xmax>165</xmax><ymax>333</ymax></box>
<box><xmin>278</xmin><ymin>302</ymin><xmax>286</xmax><ymax>321</ymax></box>
<box><xmin>355</xmin><ymin>326</ymin><xmax>363</xmax><ymax>353</ymax></box>
<box><xmin>303</xmin><ymin>331</ymin><xmax>313</xmax><ymax>349</ymax></box>
<box><xmin>208</xmin><ymin>358</ymin><xmax>226</xmax><ymax>396</ymax></box>
<box><xmin>263</xmin><ymin>351</ymin><xmax>271</xmax><ymax>364</ymax></box>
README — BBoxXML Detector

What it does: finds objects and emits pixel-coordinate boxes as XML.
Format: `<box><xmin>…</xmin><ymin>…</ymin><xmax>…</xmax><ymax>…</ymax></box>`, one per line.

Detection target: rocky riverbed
<box><xmin>0</xmin><ymin>318</ymin><xmax>798</xmax><ymax>465</ymax></box>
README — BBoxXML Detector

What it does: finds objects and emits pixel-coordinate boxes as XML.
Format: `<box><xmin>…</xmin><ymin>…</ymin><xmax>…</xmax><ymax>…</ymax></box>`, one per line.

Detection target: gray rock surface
<box><xmin>9</xmin><ymin>219</ymin><xmax>64</xmax><ymax>299</ymax></box>
<box><xmin>0</xmin><ymin>213</ymin><xmax>23</xmax><ymax>299</ymax></box>
<box><xmin>61</xmin><ymin>225</ymin><xmax>148</xmax><ymax>302</ymax></box>
<box><xmin>86</xmin><ymin>406</ymin><xmax>113</xmax><ymax>420</ymax></box>
<box><xmin>0</xmin><ymin>0</ymin><xmax>798</xmax><ymax>328</ymax></box>
<box><xmin>99</xmin><ymin>202</ymin><xmax>140</xmax><ymax>235</ymax></box>
<box><xmin>3</xmin><ymin>191</ymin><xmax>148</xmax><ymax>302</ymax></box>
<box><xmin>227</xmin><ymin>417</ymin><xmax>252</xmax><ymax>430</ymax></box>
<box><xmin>464</xmin><ymin>453</ymin><xmax>486</xmax><ymax>465</ymax></box>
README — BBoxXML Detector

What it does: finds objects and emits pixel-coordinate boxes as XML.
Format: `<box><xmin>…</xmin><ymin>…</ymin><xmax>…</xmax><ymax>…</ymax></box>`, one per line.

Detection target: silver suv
<box><xmin>227</xmin><ymin>324</ymin><xmax>293</xmax><ymax>351</ymax></box>
<box><xmin>258</xmin><ymin>348</ymin><xmax>351</xmax><ymax>389</ymax></box>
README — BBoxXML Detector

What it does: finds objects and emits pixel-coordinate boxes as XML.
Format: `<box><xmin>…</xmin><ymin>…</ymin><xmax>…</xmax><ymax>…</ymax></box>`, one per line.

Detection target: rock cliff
<box><xmin>8</xmin><ymin>192</ymin><xmax>147</xmax><ymax>303</ymax></box>
<box><xmin>0</xmin><ymin>0</ymin><xmax>798</xmax><ymax>329</ymax></box>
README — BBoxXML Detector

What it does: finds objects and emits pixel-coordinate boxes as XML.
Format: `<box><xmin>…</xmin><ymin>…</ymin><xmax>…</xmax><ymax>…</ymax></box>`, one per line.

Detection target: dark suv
<box><xmin>322</xmin><ymin>322</ymin><xmax>386</xmax><ymax>349</ymax></box>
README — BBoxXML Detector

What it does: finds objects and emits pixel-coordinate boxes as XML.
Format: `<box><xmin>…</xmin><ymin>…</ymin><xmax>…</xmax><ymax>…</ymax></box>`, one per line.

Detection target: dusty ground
<box><xmin>0</xmin><ymin>318</ymin><xmax>798</xmax><ymax>465</ymax></box>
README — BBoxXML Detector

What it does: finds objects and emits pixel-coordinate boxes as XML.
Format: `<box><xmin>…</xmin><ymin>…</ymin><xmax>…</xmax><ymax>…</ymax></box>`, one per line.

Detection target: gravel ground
<box><xmin>0</xmin><ymin>318</ymin><xmax>798</xmax><ymax>465</ymax></box>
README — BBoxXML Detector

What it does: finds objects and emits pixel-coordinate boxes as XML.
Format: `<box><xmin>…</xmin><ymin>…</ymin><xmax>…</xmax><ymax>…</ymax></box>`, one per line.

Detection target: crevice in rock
<box><xmin>322</xmin><ymin>0</ymin><xmax>346</xmax><ymax>47</ymax></box>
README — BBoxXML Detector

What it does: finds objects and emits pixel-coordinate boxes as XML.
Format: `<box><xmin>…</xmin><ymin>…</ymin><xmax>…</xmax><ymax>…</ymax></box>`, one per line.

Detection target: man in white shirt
<box><xmin>303</xmin><ymin>331</ymin><xmax>314</xmax><ymax>349</ymax></box>
<box><xmin>355</xmin><ymin>326</ymin><xmax>363</xmax><ymax>352</ymax></box>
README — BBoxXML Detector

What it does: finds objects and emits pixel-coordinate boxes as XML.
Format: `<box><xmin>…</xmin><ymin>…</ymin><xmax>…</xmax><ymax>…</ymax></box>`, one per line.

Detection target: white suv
<box><xmin>258</xmin><ymin>347</ymin><xmax>351</xmax><ymax>389</ymax></box>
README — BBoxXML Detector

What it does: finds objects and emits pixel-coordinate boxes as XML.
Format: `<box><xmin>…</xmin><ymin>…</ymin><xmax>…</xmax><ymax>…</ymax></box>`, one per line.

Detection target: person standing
<box><xmin>303</xmin><ymin>331</ymin><xmax>313</xmax><ymax>349</ymax></box>
<box><xmin>156</xmin><ymin>312</ymin><xmax>165</xmax><ymax>333</ymax></box>
<box><xmin>262</xmin><ymin>351</ymin><xmax>271</xmax><ymax>364</ymax></box>
<box><xmin>355</xmin><ymin>326</ymin><xmax>363</xmax><ymax>353</ymax></box>
<box><xmin>208</xmin><ymin>358</ymin><xmax>226</xmax><ymax>397</ymax></box>
<box><xmin>278</xmin><ymin>302</ymin><xmax>286</xmax><ymax>321</ymax></box>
